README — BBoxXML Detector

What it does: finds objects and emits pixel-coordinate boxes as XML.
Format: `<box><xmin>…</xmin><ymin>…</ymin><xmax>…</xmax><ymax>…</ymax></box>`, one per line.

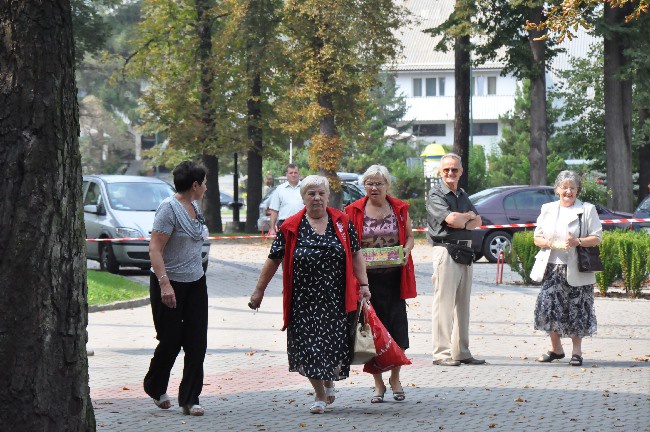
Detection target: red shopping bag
<box><xmin>362</xmin><ymin>303</ymin><xmax>411</xmax><ymax>374</ymax></box>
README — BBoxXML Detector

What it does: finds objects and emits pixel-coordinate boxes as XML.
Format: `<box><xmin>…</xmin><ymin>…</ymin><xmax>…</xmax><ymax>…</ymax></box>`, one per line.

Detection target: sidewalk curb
<box><xmin>89</xmin><ymin>297</ymin><xmax>150</xmax><ymax>313</ymax></box>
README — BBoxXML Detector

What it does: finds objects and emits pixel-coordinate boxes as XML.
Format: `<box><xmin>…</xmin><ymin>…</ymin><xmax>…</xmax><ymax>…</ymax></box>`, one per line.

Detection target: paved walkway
<box><xmin>88</xmin><ymin>240</ymin><xmax>650</xmax><ymax>431</ymax></box>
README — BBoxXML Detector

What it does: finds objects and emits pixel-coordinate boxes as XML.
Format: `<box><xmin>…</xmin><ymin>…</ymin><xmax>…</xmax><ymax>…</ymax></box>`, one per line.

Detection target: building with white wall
<box><xmin>388</xmin><ymin>0</ymin><xmax>597</xmax><ymax>156</ymax></box>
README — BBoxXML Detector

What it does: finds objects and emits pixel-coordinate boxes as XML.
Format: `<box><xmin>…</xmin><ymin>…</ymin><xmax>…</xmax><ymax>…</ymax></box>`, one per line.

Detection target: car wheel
<box><xmin>202</xmin><ymin>260</ymin><xmax>208</xmax><ymax>273</ymax></box>
<box><xmin>99</xmin><ymin>243</ymin><xmax>120</xmax><ymax>274</ymax></box>
<box><xmin>482</xmin><ymin>231</ymin><xmax>512</xmax><ymax>263</ymax></box>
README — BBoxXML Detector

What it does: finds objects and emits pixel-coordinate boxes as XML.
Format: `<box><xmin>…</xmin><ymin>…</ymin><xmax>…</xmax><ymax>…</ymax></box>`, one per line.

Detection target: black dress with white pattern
<box><xmin>269</xmin><ymin>215</ymin><xmax>360</xmax><ymax>381</ymax></box>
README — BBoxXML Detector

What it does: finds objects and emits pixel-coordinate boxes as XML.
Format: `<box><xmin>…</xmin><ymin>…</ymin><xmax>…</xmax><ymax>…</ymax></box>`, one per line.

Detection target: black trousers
<box><xmin>143</xmin><ymin>274</ymin><xmax>208</xmax><ymax>407</ymax></box>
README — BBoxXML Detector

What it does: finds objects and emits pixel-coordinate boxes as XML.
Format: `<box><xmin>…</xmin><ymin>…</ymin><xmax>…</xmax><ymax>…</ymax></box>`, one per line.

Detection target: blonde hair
<box><xmin>361</xmin><ymin>164</ymin><xmax>392</xmax><ymax>188</ymax></box>
<box><xmin>300</xmin><ymin>175</ymin><xmax>330</xmax><ymax>197</ymax></box>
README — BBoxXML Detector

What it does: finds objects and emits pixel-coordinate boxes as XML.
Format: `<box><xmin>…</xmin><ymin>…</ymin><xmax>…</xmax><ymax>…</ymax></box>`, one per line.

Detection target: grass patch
<box><xmin>87</xmin><ymin>270</ymin><xmax>149</xmax><ymax>306</ymax></box>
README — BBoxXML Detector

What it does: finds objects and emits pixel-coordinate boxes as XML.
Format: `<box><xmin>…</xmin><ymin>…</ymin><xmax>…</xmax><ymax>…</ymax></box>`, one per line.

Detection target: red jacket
<box><xmin>345</xmin><ymin>195</ymin><xmax>417</xmax><ymax>300</ymax></box>
<box><xmin>279</xmin><ymin>207</ymin><xmax>360</xmax><ymax>331</ymax></box>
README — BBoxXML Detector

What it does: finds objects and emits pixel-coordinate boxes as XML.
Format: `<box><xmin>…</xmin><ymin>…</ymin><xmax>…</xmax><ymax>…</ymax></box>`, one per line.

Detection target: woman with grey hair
<box><xmin>346</xmin><ymin>165</ymin><xmax>416</xmax><ymax>403</ymax></box>
<box><xmin>249</xmin><ymin>175</ymin><xmax>371</xmax><ymax>414</ymax></box>
<box><xmin>531</xmin><ymin>170</ymin><xmax>602</xmax><ymax>367</ymax></box>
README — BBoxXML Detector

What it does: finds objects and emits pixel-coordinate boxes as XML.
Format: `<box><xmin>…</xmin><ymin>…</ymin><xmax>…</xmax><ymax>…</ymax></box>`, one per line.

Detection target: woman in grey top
<box><xmin>144</xmin><ymin>161</ymin><xmax>209</xmax><ymax>416</ymax></box>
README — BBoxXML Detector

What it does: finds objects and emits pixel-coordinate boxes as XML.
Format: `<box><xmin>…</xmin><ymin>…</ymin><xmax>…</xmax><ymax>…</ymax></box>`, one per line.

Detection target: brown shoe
<box><xmin>433</xmin><ymin>358</ymin><xmax>461</xmax><ymax>366</ymax></box>
<box><xmin>459</xmin><ymin>357</ymin><xmax>486</xmax><ymax>365</ymax></box>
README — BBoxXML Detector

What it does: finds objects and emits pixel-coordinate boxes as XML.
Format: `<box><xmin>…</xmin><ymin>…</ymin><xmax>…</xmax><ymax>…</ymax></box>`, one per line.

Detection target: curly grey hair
<box><xmin>361</xmin><ymin>164</ymin><xmax>392</xmax><ymax>188</ymax></box>
<box><xmin>300</xmin><ymin>175</ymin><xmax>330</xmax><ymax>198</ymax></box>
<box><xmin>554</xmin><ymin>170</ymin><xmax>582</xmax><ymax>194</ymax></box>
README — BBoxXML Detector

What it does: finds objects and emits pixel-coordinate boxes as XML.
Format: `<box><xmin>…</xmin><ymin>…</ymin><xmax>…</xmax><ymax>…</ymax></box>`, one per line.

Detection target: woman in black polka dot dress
<box><xmin>249</xmin><ymin>175</ymin><xmax>371</xmax><ymax>414</ymax></box>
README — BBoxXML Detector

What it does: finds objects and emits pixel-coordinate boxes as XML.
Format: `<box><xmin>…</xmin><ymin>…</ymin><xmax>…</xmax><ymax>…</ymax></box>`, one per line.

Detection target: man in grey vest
<box><xmin>427</xmin><ymin>153</ymin><xmax>485</xmax><ymax>366</ymax></box>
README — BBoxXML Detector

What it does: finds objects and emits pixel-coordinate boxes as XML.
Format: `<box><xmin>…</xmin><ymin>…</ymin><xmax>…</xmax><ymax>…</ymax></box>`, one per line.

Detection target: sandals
<box><xmin>182</xmin><ymin>404</ymin><xmax>205</xmax><ymax>416</ymax></box>
<box><xmin>536</xmin><ymin>350</ymin><xmax>565</xmax><ymax>363</ymax></box>
<box><xmin>152</xmin><ymin>393</ymin><xmax>171</xmax><ymax>410</ymax></box>
<box><xmin>309</xmin><ymin>400</ymin><xmax>326</xmax><ymax>414</ymax></box>
<box><xmin>389</xmin><ymin>378</ymin><xmax>406</xmax><ymax>402</ymax></box>
<box><xmin>371</xmin><ymin>385</ymin><xmax>386</xmax><ymax>404</ymax></box>
<box><xmin>324</xmin><ymin>382</ymin><xmax>336</xmax><ymax>405</ymax></box>
<box><xmin>569</xmin><ymin>354</ymin><xmax>583</xmax><ymax>366</ymax></box>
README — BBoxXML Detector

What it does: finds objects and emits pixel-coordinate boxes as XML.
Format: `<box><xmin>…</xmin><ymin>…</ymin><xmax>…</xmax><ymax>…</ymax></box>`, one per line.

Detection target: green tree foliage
<box><xmin>551</xmin><ymin>44</ymin><xmax>606</xmax><ymax>171</ymax></box>
<box><xmin>277</xmin><ymin>0</ymin><xmax>408</xmax><ymax>205</ymax></box>
<box><xmin>487</xmin><ymin>80</ymin><xmax>564</xmax><ymax>187</ymax></box>
<box><xmin>71</xmin><ymin>0</ymin><xmax>119</xmax><ymax>63</ymax></box>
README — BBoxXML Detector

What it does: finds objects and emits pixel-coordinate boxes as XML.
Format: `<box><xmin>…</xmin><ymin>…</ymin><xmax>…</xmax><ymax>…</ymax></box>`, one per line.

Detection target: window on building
<box><xmin>439</xmin><ymin>77</ymin><xmax>445</xmax><ymax>96</ymax></box>
<box><xmin>414</xmin><ymin>124</ymin><xmax>446</xmax><ymax>137</ymax></box>
<box><xmin>426</xmin><ymin>78</ymin><xmax>436</xmax><ymax>96</ymax></box>
<box><xmin>413</xmin><ymin>78</ymin><xmax>422</xmax><ymax>97</ymax></box>
<box><xmin>473</xmin><ymin>123</ymin><xmax>498</xmax><ymax>136</ymax></box>
<box><xmin>487</xmin><ymin>76</ymin><xmax>497</xmax><ymax>95</ymax></box>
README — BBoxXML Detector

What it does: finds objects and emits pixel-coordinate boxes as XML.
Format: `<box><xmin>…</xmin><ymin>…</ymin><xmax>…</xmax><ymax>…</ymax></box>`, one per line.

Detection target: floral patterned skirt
<box><xmin>534</xmin><ymin>264</ymin><xmax>597</xmax><ymax>338</ymax></box>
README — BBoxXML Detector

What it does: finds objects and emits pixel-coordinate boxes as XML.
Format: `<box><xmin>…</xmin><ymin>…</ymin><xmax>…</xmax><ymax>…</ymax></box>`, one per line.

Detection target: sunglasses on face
<box><xmin>442</xmin><ymin>168</ymin><xmax>460</xmax><ymax>174</ymax></box>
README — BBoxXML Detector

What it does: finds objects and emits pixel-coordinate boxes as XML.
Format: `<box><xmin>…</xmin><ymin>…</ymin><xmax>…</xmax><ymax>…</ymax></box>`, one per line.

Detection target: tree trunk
<box><xmin>317</xmin><ymin>93</ymin><xmax>343</xmax><ymax>209</ymax></box>
<box><xmin>637</xmin><ymin>107</ymin><xmax>649</xmax><ymax>206</ymax></box>
<box><xmin>0</xmin><ymin>1</ymin><xmax>95</xmax><ymax>430</ymax></box>
<box><xmin>202</xmin><ymin>154</ymin><xmax>222</xmax><ymax>233</ymax></box>
<box><xmin>246</xmin><ymin>71</ymin><xmax>263</xmax><ymax>233</ymax></box>
<box><xmin>604</xmin><ymin>4</ymin><xmax>634</xmax><ymax>212</ymax></box>
<box><xmin>528</xmin><ymin>5</ymin><xmax>548</xmax><ymax>186</ymax></box>
<box><xmin>454</xmin><ymin>33</ymin><xmax>471</xmax><ymax>191</ymax></box>
<box><xmin>197</xmin><ymin>0</ymin><xmax>222</xmax><ymax>229</ymax></box>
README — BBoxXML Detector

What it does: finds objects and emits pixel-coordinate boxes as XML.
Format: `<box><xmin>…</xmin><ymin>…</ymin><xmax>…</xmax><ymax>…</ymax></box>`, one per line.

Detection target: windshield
<box><xmin>638</xmin><ymin>197</ymin><xmax>650</xmax><ymax>213</ymax></box>
<box><xmin>470</xmin><ymin>188</ymin><xmax>510</xmax><ymax>206</ymax></box>
<box><xmin>106</xmin><ymin>182</ymin><xmax>175</xmax><ymax>211</ymax></box>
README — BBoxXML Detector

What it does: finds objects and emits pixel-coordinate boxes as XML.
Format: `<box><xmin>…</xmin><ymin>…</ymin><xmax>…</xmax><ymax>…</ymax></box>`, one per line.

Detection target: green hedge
<box><xmin>405</xmin><ymin>198</ymin><xmax>427</xmax><ymax>230</ymax></box>
<box><xmin>508</xmin><ymin>229</ymin><xmax>650</xmax><ymax>296</ymax></box>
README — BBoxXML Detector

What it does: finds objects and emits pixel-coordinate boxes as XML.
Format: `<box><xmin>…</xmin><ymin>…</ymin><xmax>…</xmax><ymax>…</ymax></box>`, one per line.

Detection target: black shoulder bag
<box><xmin>576</xmin><ymin>214</ymin><xmax>603</xmax><ymax>272</ymax></box>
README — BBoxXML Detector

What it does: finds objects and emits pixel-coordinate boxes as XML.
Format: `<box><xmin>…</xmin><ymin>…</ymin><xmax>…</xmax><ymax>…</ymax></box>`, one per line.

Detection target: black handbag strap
<box><xmin>578</xmin><ymin>213</ymin><xmax>583</xmax><ymax>238</ymax></box>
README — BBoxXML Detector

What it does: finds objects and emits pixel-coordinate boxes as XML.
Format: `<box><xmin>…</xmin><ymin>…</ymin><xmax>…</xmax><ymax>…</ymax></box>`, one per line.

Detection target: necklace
<box><xmin>307</xmin><ymin>214</ymin><xmax>327</xmax><ymax>222</ymax></box>
<box><xmin>368</xmin><ymin>202</ymin><xmax>391</xmax><ymax>219</ymax></box>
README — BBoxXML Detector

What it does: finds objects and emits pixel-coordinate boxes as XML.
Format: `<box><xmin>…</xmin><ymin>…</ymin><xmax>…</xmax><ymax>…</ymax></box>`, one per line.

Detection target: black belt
<box><xmin>433</xmin><ymin>239</ymin><xmax>472</xmax><ymax>247</ymax></box>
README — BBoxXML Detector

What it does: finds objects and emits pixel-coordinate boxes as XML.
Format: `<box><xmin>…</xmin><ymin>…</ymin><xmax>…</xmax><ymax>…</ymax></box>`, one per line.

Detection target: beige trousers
<box><xmin>431</xmin><ymin>245</ymin><xmax>473</xmax><ymax>361</ymax></box>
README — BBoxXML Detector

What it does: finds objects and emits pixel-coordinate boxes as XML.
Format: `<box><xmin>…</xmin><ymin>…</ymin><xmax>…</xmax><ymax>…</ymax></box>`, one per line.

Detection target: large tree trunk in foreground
<box><xmin>454</xmin><ymin>33</ymin><xmax>470</xmax><ymax>191</ymax></box>
<box><xmin>246</xmin><ymin>74</ymin><xmax>263</xmax><ymax>233</ymax></box>
<box><xmin>604</xmin><ymin>4</ymin><xmax>634</xmax><ymax>212</ymax></box>
<box><xmin>0</xmin><ymin>1</ymin><xmax>94</xmax><ymax>430</ymax></box>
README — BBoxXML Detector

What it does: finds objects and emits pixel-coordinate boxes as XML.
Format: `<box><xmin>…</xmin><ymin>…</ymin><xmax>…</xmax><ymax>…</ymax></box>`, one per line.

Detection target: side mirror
<box><xmin>84</xmin><ymin>204</ymin><xmax>106</xmax><ymax>215</ymax></box>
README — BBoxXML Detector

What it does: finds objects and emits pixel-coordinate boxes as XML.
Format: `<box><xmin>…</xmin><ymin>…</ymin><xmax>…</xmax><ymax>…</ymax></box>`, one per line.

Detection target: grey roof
<box><xmin>391</xmin><ymin>0</ymin><xmax>503</xmax><ymax>71</ymax></box>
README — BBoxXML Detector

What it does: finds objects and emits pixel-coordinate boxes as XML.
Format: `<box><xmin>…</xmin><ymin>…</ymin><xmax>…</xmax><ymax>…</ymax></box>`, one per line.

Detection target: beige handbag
<box><xmin>350</xmin><ymin>301</ymin><xmax>377</xmax><ymax>365</ymax></box>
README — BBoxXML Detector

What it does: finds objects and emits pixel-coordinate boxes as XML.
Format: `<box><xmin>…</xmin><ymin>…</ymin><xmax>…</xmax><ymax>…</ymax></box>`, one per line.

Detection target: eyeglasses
<box><xmin>559</xmin><ymin>186</ymin><xmax>577</xmax><ymax>192</ymax></box>
<box><xmin>364</xmin><ymin>182</ymin><xmax>385</xmax><ymax>188</ymax></box>
<box><xmin>442</xmin><ymin>168</ymin><xmax>460</xmax><ymax>174</ymax></box>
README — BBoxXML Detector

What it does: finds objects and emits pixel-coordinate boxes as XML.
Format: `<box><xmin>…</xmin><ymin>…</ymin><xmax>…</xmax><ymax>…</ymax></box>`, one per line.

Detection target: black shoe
<box><xmin>569</xmin><ymin>354</ymin><xmax>583</xmax><ymax>366</ymax></box>
<box><xmin>536</xmin><ymin>351</ymin><xmax>565</xmax><ymax>363</ymax></box>
<box><xmin>459</xmin><ymin>357</ymin><xmax>486</xmax><ymax>365</ymax></box>
<box><xmin>433</xmin><ymin>358</ymin><xmax>461</xmax><ymax>366</ymax></box>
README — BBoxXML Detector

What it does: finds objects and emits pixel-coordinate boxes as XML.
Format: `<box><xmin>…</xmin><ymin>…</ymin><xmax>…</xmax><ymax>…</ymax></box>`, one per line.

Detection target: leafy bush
<box><xmin>594</xmin><ymin>232</ymin><xmax>621</xmax><ymax>296</ymax></box>
<box><xmin>509</xmin><ymin>229</ymin><xmax>649</xmax><ymax>295</ymax></box>
<box><xmin>616</xmin><ymin>230</ymin><xmax>650</xmax><ymax>296</ymax></box>
<box><xmin>405</xmin><ymin>198</ymin><xmax>427</xmax><ymax>230</ymax></box>
<box><xmin>506</xmin><ymin>231</ymin><xmax>539</xmax><ymax>285</ymax></box>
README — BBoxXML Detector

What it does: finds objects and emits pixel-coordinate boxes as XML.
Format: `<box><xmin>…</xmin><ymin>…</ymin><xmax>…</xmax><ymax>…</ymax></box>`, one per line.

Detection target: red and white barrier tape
<box><xmin>86</xmin><ymin>234</ymin><xmax>275</xmax><ymax>242</ymax></box>
<box><xmin>85</xmin><ymin>218</ymin><xmax>650</xmax><ymax>242</ymax></box>
<box><xmin>413</xmin><ymin>217</ymin><xmax>650</xmax><ymax>232</ymax></box>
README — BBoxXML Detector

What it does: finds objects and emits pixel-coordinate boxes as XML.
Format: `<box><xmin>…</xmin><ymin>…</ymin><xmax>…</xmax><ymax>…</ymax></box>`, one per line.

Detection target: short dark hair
<box><xmin>173</xmin><ymin>161</ymin><xmax>207</xmax><ymax>192</ymax></box>
<box><xmin>286</xmin><ymin>164</ymin><xmax>299</xmax><ymax>172</ymax></box>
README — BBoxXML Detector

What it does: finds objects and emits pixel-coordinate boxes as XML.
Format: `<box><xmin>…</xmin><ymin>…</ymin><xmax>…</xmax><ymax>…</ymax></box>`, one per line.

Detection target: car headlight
<box><xmin>115</xmin><ymin>227</ymin><xmax>143</xmax><ymax>238</ymax></box>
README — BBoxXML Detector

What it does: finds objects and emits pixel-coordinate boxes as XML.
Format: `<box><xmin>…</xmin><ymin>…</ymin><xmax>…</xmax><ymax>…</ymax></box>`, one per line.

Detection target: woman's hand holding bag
<box><xmin>350</xmin><ymin>301</ymin><xmax>377</xmax><ymax>365</ymax></box>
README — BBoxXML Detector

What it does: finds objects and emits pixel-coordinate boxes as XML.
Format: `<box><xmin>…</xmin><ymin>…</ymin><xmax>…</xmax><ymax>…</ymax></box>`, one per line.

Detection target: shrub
<box><xmin>595</xmin><ymin>232</ymin><xmax>621</xmax><ymax>296</ymax></box>
<box><xmin>507</xmin><ymin>231</ymin><xmax>538</xmax><ymax>285</ymax></box>
<box><xmin>405</xmin><ymin>198</ymin><xmax>427</xmax><ymax>230</ymax></box>
<box><xmin>617</xmin><ymin>230</ymin><xmax>650</xmax><ymax>296</ymax></box>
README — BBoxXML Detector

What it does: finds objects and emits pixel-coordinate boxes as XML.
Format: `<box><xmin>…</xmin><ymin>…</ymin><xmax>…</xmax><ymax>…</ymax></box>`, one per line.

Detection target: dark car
<box><xmin>632</xmin><ymin>195</ymin><xmax>650</xmax><ymax>233</ymax></box>
<box><xmin>220</xmin><ymin>191</ymin><xmax>244</xmax><ymax>209</ymax></box>
<box><xmin>469</xmin><ymin>186</ymin><xmax>633</xmax><ymax>263</ymax></box>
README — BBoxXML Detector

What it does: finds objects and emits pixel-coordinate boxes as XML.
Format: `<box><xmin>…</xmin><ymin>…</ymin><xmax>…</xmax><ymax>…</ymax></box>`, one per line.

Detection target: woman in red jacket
<box><xmin>345</xmin><ymin>164</ymin><xmax>416</xmax><ymax>403</ymax></box>
<box><xmin>249</xmin><ymin>175</ymin><xmax>371</xmax><ymax>414</ymax></box>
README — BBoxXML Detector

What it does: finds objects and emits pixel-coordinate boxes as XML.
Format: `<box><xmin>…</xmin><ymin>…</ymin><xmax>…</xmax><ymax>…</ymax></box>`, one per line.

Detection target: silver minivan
<box><xmin>83</xmin><ymin>175</ymin><xmax>210</xmax><ymax>273</ymax></box>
